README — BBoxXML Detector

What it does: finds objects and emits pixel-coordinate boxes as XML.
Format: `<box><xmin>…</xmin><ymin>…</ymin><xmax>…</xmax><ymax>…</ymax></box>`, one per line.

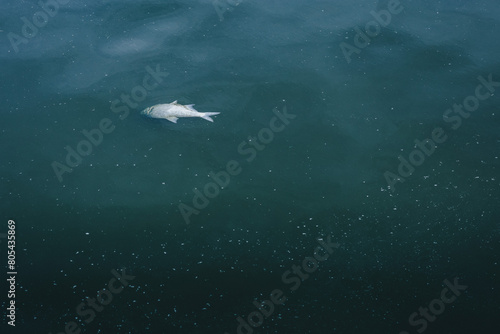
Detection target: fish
<box><xmin>141</xmin><ymin>101</ymin><xmax>220</xmax><ymax>123</ymax></box>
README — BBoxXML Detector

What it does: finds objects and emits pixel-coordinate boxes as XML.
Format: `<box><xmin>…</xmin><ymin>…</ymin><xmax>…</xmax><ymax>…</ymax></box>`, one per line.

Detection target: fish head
<box><xmin>141</xmin><ymin>106</ymin><xmax>153</xmax><ymax>115</ymax></box>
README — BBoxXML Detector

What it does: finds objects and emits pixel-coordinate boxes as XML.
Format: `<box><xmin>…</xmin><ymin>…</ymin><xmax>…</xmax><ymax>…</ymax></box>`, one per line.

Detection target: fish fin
<box><xmin>166</xmin><ymin>117</ymin><xmax>178</xmax><ymax>123</ymax></box>
<box><xmin>171</xmin><ymin>100</ymin><xmax>178</xmax><ymax>104</ymax></box>
<box><xmin>186</xmin><ymin>104</ymin><xmax>196</xmax><ymax>111</ymax></box>
<box><xmin>200</xmin><ymin>112</ymin><xmax>220</xmax><ymax>122</ymax></box>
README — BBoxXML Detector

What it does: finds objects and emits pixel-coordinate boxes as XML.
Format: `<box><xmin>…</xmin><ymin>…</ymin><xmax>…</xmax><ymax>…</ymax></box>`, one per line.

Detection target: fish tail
<box><xmin>201</xmin><ymin>112</ymin><xmax>220</xmax><ymax>122</ymax></box>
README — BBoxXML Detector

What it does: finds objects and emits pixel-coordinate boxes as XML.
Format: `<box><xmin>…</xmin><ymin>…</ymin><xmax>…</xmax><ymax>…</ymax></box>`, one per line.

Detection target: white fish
<box><xmin>141</xmin><ymin>101</ymin><xmax>220</xmax><ymax>123</ymax></box>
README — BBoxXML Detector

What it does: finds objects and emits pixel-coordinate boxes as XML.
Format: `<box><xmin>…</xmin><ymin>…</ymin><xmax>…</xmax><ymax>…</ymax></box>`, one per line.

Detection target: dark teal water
<box><xmin>1</xmin><ymin>0</ymin><xmax>499</xmax><ymax>333</ymax></box>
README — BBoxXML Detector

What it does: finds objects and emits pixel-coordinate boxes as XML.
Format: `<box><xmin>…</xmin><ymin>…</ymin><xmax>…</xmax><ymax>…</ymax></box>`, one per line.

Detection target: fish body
<box><xmin>141</xmin><ymin>101</ymin><xmax>220</xmax><ymax>123</ymax></box>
